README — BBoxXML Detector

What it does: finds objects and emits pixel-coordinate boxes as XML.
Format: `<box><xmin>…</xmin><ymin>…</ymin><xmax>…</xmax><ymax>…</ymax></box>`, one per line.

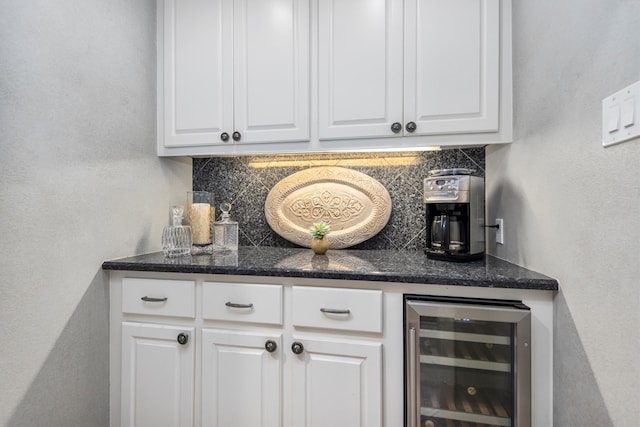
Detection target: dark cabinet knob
<box><xmin>291</xmin><ymin>341</ymin><xmax>304</xmax><ymax>355</ymax></box>
<box><xmin>232</xmin><ymin>131</ymin><xmax>241</xmax><ymax>142</ymax></box>
<box><xmin>390</xmin><ymin>122</ymin><xmax>402</xmax><ymax>133</ymax></box>
<box><xmin>220</xmin><ymin>132</ymin><xmax>230</xmax><ymax>142</ymax></box>
<box><xmin>265</xmin><ymin>340</ymin><xmax>277</xmax><ymax>353</ymax></box>
<box><xmin>177</xmin><ymin>333</ymin><xmax>189</xmax><ymax>345</ymax></box>
<box><xmin>405</xmin><ymin>121</ymin><xmax>417</xmax><ymax>133</ymax></box>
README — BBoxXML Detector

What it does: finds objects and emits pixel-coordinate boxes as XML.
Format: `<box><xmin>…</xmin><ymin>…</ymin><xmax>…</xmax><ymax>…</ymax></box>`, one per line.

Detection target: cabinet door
<box><xmin>161</xmin><ymin>0</ymin><xmax>233</xmax><ymax>148</ymax></box>
<box><xmin>233</xmin><ymin>0</ymin><xmax>310</xmax><ymax>144</ymax></box>
<box><xmin>318</xmin><ymin>0</ymin><xmax>404</xmax><ymax>140</ymax></box>
<box><xmin>290</xmin><ymin>337</ymin><xmax>382</xmax><ymax>427</ymax></box>
<box><xmin>201</xmin><ymin>329</ymin><xmax>283</xmax><ymax>427</ymax></box>
<box><xmin>404</xmin><ymin>0</ymin><xmax>500</xmax><ymax>135</ymax></box>
<box><xmin>121</xmin><ymin>322</ymin><xmax>195</xmax><ymax>427</ymax></box>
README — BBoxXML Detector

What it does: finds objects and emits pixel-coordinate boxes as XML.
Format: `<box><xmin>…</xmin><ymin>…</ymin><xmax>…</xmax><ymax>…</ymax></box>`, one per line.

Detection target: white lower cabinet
<box><xmin>201</xmin><ymin>329</ymin><xmax>283</xmax><ymax>427</ymax></box>
<box><xmin>111</xmin><ymin>274</ymin><xmax>553</xmax><ymax>427</ymax></box>
<box><xmin>112</xmin><ymin>278</ymin><xmax>383</xmax><ymax>427</ymax></box>
<box><xmin>121</xmin><ymin>322</ymin><xmax>195</xmax><ymax>427</ymax></box>
<box><xmin>289</xmin><ymin>285</ymin><xmax>383</xmax><ymax>427</ymax></box>
<box><xmin>200</xmin><ymin>330</ymin><xmax>382</xmax><ymax>427</ymax></box>
<box><xmin>290</xmin><ymin>337</ymin><xmax>382</xmax><ymax>427</ymax></box>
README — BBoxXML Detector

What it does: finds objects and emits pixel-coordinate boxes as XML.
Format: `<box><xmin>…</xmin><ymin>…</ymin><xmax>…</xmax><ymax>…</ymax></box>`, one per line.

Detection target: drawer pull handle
<box><xmin>141</xmin><ymin>296</ymin><xmax>168</xmax><ymax>303</ymax></box>
<box><xmin>225</xmin><ymin>301</ymin><xmax>254</xmax><ymax>309</ymax></box>
<box><xmin>320</xmin><ymin>308</ymin><xmax>351</xmax><ymax>315</ymax></box>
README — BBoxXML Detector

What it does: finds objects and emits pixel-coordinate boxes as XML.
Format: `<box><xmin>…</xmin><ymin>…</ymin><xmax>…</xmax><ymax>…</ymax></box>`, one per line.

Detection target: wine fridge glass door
<box><xmin>405</xmin><ymin>297</ymin><xmax>531</xmax><ymax>427</ymax></box>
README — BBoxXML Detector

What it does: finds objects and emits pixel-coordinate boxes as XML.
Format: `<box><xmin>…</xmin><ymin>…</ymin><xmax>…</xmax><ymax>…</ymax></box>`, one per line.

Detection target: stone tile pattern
<box><xmin>193</xmin><ymin>148</ymin><xmax>485</xmax><ymax>250</ymax></box>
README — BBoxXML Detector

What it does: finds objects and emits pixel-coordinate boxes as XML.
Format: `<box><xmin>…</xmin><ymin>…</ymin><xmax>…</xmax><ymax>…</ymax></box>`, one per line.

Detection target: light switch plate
<box><xmin>602</xmin><ymin>80</ymin><xmax>640</xmax><ymax>147</ymax></box>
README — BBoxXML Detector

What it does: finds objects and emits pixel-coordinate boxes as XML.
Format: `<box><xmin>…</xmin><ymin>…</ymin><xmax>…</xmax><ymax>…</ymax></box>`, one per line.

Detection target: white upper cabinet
<box><xmin>159</xmin><ymin>0</ymin><xmax>310</xmax><ymax>156</ymax></box>
<box><xmin>318</xmin><ymin>0</ymin><xmax>508</xmax><ymax>144</ymax></box>
<box><xmin>317</xmin><ymin>0</ymin><xmax>404</xmax><ymax>140</ymax></box>
<box><xmin>160</xmin><ymin>0</ymin><xmax>231</xmax><ymax>151</ymax></box>
<box><xmin>157</xmin><ymin>0</ymin><xmax>511</xmax><ymax>155</ymax></box>
<box><xmin>232</xmin><ymin>0</ymin><xmax>310</xmax><ymax>145</ymax></box>
<box><xmin>405</xmin><ymin>0</ymin><xmax>501</xmax><ymax>135</ymax></box>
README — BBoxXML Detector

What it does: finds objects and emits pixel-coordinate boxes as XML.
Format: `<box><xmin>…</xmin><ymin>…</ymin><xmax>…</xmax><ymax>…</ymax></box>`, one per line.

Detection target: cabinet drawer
<box><xmin>122</xmin><ymin>278</ymin><xmax>195</xmax><ymax>318</ymax></box>
<box><xmin>202</xmin><ymin>282</ymin><xmax>283</xmax><ymax>325</ymax></box>
<box><xmin>292</xmin><ymin>286</ymin><xmax>383</xmax><ymax>333</ymax></box>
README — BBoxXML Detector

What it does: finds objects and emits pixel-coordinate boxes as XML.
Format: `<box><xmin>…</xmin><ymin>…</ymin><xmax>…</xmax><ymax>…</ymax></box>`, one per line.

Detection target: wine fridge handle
<box><xmin>409</xmin><ymin>327</ymin><xmax>417</xmax><ymax>427</ymax></box>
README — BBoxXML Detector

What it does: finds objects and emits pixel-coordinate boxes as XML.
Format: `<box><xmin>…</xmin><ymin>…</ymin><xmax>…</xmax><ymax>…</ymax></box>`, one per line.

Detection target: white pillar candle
<box><xmin>186</xmin><ymin>202</ymin><xmax>211</xmax><ymax>245</ymax></box>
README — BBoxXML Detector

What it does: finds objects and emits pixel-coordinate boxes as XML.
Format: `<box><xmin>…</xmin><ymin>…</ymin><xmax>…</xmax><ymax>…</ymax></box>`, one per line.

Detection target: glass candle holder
<box><xmin>185</xmin><ymin>191</ymin><xmax>214</xmax><ymax>246</ymax></box>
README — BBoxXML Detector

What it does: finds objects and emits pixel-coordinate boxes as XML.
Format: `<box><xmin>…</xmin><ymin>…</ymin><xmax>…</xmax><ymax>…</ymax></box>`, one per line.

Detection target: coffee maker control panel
<box><xmin>428</xmin><ymin>178</ymin><xmax>458</xmax><ymax>190</ymax></box>
<box><xmin>424</xmin><ymin>175</ymin><xmax>473</xmax><ymax>203</ymax></box>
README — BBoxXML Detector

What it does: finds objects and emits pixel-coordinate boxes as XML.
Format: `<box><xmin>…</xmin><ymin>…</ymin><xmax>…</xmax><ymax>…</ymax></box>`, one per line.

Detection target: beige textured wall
<box><xmin>486</xmin><ymin>0</ymin><xmax>640</xmax><ymax>425</ymax></box>
<box><xmin>0</xmin><ymin>1</ymin><xmax>191</xmax><ymax>426</ymax></box>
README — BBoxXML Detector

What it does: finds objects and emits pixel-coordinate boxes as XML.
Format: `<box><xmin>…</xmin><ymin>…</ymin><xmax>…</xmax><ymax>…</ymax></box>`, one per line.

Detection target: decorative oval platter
<box><xmin>265</xmin><ymin>167</ymin><xmax>392</xmax><ymax>249</ymax></box>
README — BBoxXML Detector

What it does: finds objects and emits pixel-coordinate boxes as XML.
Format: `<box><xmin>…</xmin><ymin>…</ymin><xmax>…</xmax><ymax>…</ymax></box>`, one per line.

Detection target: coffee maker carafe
<box><xmin>424</xmin><ymin>169</ymin><xmax>484</xmax><ymax>261</ymax></box>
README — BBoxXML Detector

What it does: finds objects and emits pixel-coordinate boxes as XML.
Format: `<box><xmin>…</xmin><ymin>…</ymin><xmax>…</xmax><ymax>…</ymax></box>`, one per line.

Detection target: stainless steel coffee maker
<box><xmin>424</xmin><ymin>169</ymin><xmax>485</xmax><ymax>261</ymax></box>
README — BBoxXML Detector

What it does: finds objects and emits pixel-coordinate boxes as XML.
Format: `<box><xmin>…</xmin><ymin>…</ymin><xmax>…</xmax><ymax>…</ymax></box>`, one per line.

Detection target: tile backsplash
<box><xmin>193</xmin><ymin>148</ymin><xmax>485</xmax><ymax>251</ymax></box>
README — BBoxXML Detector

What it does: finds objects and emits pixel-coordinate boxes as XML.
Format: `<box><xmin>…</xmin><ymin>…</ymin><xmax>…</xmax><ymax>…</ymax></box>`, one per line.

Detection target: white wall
<box><xmin>486</xmin><ymin>0</ymin><xmax>640</xmax><ymax>425</ymax></box>
<box><xmin>0</xmin><ymin>1</ymin><xmax>191</xmax><ymax>426</ymax></box>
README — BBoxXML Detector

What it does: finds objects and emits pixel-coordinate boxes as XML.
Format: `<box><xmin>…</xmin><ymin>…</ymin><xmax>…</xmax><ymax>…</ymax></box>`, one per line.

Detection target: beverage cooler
<box><xmin>404</xmin><ymin>296</ymin><xmax>531</xmax><ymax>427</ymax></box>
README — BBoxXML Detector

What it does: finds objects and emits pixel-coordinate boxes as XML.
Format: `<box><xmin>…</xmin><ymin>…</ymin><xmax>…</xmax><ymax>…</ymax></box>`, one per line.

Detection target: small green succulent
<box><xmin>310</xmin><ymin>221</ymin><xmax>331</xmax><ymax>239</ymax></box>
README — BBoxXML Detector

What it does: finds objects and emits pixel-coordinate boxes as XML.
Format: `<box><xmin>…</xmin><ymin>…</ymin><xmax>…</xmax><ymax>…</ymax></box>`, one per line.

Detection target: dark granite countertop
<box><xmin>102</xmin><ymin>247</ymin><xmax>558</xmax><ymax>291</ymax></box>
